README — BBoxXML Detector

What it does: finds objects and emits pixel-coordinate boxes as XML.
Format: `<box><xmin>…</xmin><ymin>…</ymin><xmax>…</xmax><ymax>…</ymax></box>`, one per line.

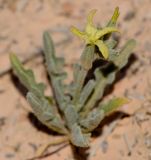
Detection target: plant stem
<box><xmin>34</xmin><ymin>136</ymin><xmax>69</xmax><ymax>159</ymax></box>
<box><xmin>81</xmin><ymin>78</ymin><xmax>106</xmax><ymax>117</ymax></box>
<box><xmin>72</xmin><ymin>68</ymin><xmax>87</xmax><ymax>104</ymax></box>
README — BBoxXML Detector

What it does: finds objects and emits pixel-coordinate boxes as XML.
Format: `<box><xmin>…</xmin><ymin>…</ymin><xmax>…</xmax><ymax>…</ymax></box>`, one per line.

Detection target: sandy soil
<box><xmin>0</xmin><ymin>0</ymin><xmax>151</xmax><ymax>160</ymax></box>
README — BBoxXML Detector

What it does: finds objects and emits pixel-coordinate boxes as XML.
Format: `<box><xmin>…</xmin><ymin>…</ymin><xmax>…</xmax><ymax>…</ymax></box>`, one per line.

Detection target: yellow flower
<box><xmin>71</xmin><ymin>7</ymin><xmax>120</xmax><ymax>59</ymax></box>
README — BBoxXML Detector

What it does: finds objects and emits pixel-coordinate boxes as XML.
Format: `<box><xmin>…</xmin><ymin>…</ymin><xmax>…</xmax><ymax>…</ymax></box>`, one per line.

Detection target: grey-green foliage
<box><xmin>10</xmin><ymin>9</ymin><xmax>136</xmax><ymax>147</ymax></box>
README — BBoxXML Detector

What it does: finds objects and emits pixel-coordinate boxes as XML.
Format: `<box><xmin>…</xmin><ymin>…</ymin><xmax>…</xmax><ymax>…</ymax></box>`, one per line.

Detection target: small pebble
<box><xmin>144</xmin><ymin>135</ymin><xmax>151</xmax><ymax>149</ymax></box>
<box><xmin>124</xmin><ymin>11</ymin><xmax>135</xmax><ymax>21</ymax></box>
<box><xmin>0</xmin><ymin>117</ymin><xmax>5</xmax><ymax>128</ymax></box>
<box><xmin>5</xmin><ymin>153</ymin><xmax>15</xmax><ymax>158</ymax></box>
<box><xmin>100</xmin><ymin>140</ymin><xmax>108</xmax><ymax>153</ymax></box>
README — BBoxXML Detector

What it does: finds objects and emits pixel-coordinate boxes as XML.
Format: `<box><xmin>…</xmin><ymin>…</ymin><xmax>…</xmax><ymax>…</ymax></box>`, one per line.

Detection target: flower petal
<box><xmin>107</xmin><ymin>7</ymin><xmax>120</xmax><ymax>27</ymax></box>
<box><xmin>87</xmin><ymin>9</ymin><xmax>97</xmax><ymax>26</ymax></box>
<box><xmin>95</xmin><ymin>40</ymin><xmax>109</xmax><ymax>59</ymax></box>
<box><xmin>96</xmin><ymin>27</ymin><xmax>120</xmax><ymax>39</ymax></box>
<box><xmin>85</xmin><ymin>9</ymin><xmax>97</xmax><ymax>35</ymax></box>
<box><xmin>71</xmin><ymin>26</ymin><xmax>86</xmax><ymax>39</ymax></box>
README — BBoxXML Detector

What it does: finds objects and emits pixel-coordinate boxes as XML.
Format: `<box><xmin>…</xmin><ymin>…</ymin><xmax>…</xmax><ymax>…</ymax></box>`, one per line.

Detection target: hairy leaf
<box><xmin>80</xmin><ymin>109</ymin><xmax>104</xmax><ymax>132</ymax></box>
<box><xmin>27</xmin><ymin>92</ymin><xmax>68</xmax><ymax>134</ymax></box>
<box><xmin>80</xmin><ymin>45</ymin><xmax>95</xmax><ymax>70</ymax></box>
<box><xmin>110</xmin><ymin>39</ymin><xmax>136</xmax><ymax>68</ymax></box>
<box><xmin>10</xmin><ymin>54</ymin><xmax>45</xmax><ymax>96</ymax></box>
<box><xmin>70</xmin><ymin>124</ymin><xmax>91</xmax><ymax>147</ymax></box>
<box><xmin>77</xmin><ymin>80</ymin><xmax>95</xmax><ymax>112</ymax></box>
<box><xmin>10</xmin><ymin>54</ymin><xmax>67</xmax><ymax>134</ymax></box>
<box><xmin>43</xmin><ymin>31</ymin><xmax>67</xmax><ymax>111</ymax></box>
<box><xmin>64</xmin><ymin>105</ymin><xmax>78</xmax><ymax>129</ymax></box>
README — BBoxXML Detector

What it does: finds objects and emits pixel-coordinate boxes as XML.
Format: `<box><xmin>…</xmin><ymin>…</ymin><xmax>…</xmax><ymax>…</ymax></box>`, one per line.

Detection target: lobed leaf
<box><xmin>43</xmin><ymin>31</ymin><xmax>67</xmax><ymax>111</ymax></box>
<box><xmin>10</xmin><ymin>8</ymin><xmax>136</xmax><ymax>148</ymax></box>
<box><xmin>43</xmin><ymin>31</ymin><xmax>65</xmax><ymax>75</ymax></box>
<box><xmin>10</xmin><ymin>54</ymin><xmax>67</xmax><ymax>134</ymax></box>
<box><xmin>27</xmin><ymin>92</ymin><xmax>68</xmax><ymax>134</ymax></box>
<box><xmin>10</xmin><ymin>53</ymin><xmax>45</xmax><ymax>96</ymax></box>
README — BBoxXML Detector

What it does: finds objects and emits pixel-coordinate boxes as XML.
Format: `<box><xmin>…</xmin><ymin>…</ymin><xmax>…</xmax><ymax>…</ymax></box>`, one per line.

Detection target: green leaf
<box><xmin>81</xmin><ymin>69</ymin><xmax>106</xmax><ymax>116</ymax></box>
<box><xmin>104</xmin><ymin>39</ymin><xmax>117</xmax><ymax>49</ymax></box>
<box><xmin>64</xmin><ymin>105</ymin><xmax>78</xmax><ymax>129</ymax></box>
<box><xmin>80</xmin><ymin>109</ymin><xmax>104</xmax><ymax>132</ymax></box>
<box><xmin>43</xmin><ymin>31</ymin><xmax>68</xmax><ymax>111</ymax></box>
<box><xmin>70</xmin><ymin>123</ymin><xmax>91</xmax><ymax>147</ymax></box>
<box><xmin>99</xmin><ymin>97</ymin><xmax>129</xmax><ymax>116</ymax></box>
<box><xmin>72</xmin><ymin>68</ymin><xmax>87</xmax><ymax>104</ymax></box>
<box><xmin>80</xmin><ymin>45</ymin><xmax>95</xmax><ymax>70</ymax></box>
<box><xmin>43</xmin><ymin>31</ymin><xmax>62</xmax><ymax>75</ymax></box>
<box><xmin>10</xmin><ymin>53</ymin><xmax>68</xmax><ymax>134</ymax></box>
<box><xmin>73</xmin><ymin>64</ymin><xmax>81</xmax><ymax>83</ymax></box>
<box><xmin>10</xmin><ymin>53</ymin><xmax>45</xmax><ymax>95</ymax></box>
<box><xmin>110</xmin><ymin>39</ymin><xmax>136</xmax><ymax>69</ymax></box>
<box><xmin>27</xmin><ymin>92</ymin><xmax>68</xmax><ymax>134</ymax></box>
<box><xmin>77</xmin><ymin>80</ymin><xmax>95</xmax><ymax>112</ymax></box>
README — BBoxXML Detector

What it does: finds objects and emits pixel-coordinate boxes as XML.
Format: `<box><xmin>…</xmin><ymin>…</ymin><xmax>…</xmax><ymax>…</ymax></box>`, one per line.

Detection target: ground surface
<box><xmin>0</xmin><ymin>0</ymin><xmax>151</xmax><ymax>160</ymax></box>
